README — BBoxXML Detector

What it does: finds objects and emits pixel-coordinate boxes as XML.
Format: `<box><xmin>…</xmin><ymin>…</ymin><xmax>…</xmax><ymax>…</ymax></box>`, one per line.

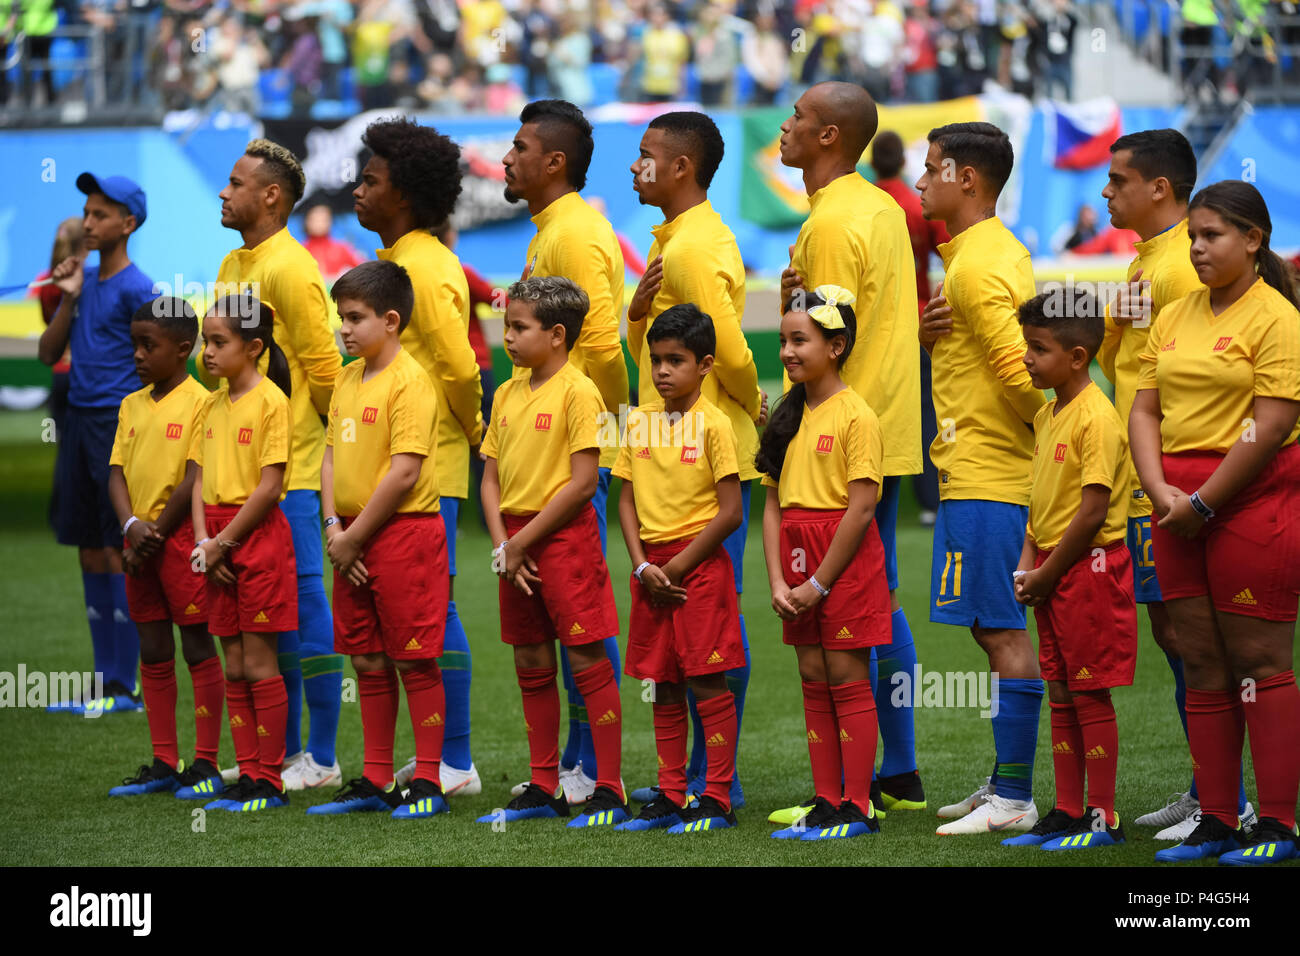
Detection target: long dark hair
<box><xmin>754</xmin><ymin>292</ymin><xmax>857</xmax><ymax>481</ymax></box>
<box><xmin>209</xmin><ymin>293</ymin><xmax>292</xmax><ymax>399</ymax></box>
<box><xmin>1188</xmin><ymin>180</ymin><xmax>1300</xmax><ymax>311</ymax></box>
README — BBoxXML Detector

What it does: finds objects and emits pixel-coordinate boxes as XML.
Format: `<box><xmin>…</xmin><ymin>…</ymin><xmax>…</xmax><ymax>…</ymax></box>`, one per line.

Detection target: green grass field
<box><xmin>0</xmin><ymin>406</ymin><xmax>1293</xmax><ymax>868</ymax></box>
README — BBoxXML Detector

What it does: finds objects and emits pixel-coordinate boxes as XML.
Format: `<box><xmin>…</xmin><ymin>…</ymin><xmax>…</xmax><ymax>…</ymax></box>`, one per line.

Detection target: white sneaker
<box><xmin>283</xmin><ymin>750</ymin><xmax>304</xmax><ymax>771</ymax></box>
<box><xmin>936</xmin><ymin>793</ymin><xmax>1037</xmax><ymax>835</ymax></box>
<box><xmin>1155</xmin><ymin>807</ymin><xmax>1202</xmax><ymax>841</ymax></box>
<box><xmin>396</xmin><ymin>757</ymin><xmax>417</xmax><ymax>788</ymax></box>
<box><xmin>1135</xmin><ymin>791</ymin><xmax>1199</xmax><ymax>828</ymax></box>
<box><xmin>560</xmin><ymin>764</ymin><xmax>597</xmax><ymax>805</ymax></box>
<box><xmin>1239</xmin><ymin>800</ymin><xmax>1258</xmax><ymax>832</ymax></box>
<box><xmin>281</xmin><ymin>752</ymin><xmax>342</xmax><ymax>791</ymax></box>
<box><xmin>440</xmin><ymin>762</ymin><xmax>482</xmax><ymax>797</ymax></box>
<box><xmin>936</xmin><ymin>777</ymin><xmax>993</xmax><ymax>819</ymax></box>
<box><xmin>220</xmin><ymin>766</ymin><xmax>240</xmax><ymax>785</ymax></box>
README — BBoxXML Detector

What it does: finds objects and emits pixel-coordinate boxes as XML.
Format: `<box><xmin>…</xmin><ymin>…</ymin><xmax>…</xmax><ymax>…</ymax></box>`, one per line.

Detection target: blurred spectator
<box><xmin>903</xmin><ymin>2</ymin><xmax>939</xmax><ymax>102</ymax></box>
<box><xmin>692</xmin><ymin>3</ymin><xmax>738</xmax><ymax>106</ymax></box>
<box><xmin>519</xmin><ymin>0</ymin><xmax>554</xmax><ymax>97</ymax></box>
<box><xmin>211</xmin><ymin>15</ymin><xmax>267</xmax><ymax>114</ymax></box>
<box><xmin>483</xmin><ymin>61</ymin><xmax>525</xmax><ymax>113</ymax></box>
<box><xmin>302</xmin><ymin>204</ymin><xmax>364</xmax><ymax>282</ymax></box>
<box><xmin>856</xmin><ymin>1</ymin><xmax>904</xmax><ymax>104</ymax></box>
<box><xmin>1053</xmin><ymin>202</ymin><xmax>1099</xmax><ymax>253</ymax></box>
<box><xmin>12</xmin><ymin>0</ymin><xmax>58</xmax><ymax>107</ymax></box>
<box><xmin>741</xmin><ymin>8</ymin><xmax>788</xmax><ymax>104</ymax></box>
<box><xmin>283</xmin><ymin>13</ymin><xmax>324</xmax><ymax>116</ymax></box>
<box><xmin>639</xmin><ymin>4</ymin><xmax>689</xmax><ymax>101</ymax></box>
<box><xmin>1035</xmin><ymin>0</ymin><xmax>1076</xmax><ymax>100</ymax></box>
<box><xmin>462</xmin><ymin>0</ymin><xmax>510</xmax><ymax>66</ymax></box>
<box><xmin>935</xmin><ymin>2</ymin><xmax>985</xmax><ymax>98</ymax></box>
<box><xmin>549</xmin><ymin>11</ymin><xmax>593</xmax><ymax>106</ymax></box>
<box><xmin>289</xmin><ymin>0</ymin><xmax>354</xmax><ymax>100</ymax></box>
<box><xmin>353</xmin><ymin>0</ymin><xmax>399</xmax><ymax>109</ymax></box>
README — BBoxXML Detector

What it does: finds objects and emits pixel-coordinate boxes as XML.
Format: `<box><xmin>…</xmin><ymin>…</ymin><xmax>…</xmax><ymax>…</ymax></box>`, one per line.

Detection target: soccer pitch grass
<box><xmin>0</xmin><ymin>409</ymin><xmax>1292</xmax><ymax>868</ymax></box>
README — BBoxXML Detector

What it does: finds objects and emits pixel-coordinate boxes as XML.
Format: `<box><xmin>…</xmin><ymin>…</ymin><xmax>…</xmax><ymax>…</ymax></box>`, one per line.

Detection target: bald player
<box><xmin>773</xmin><ymin>81</ymin><xmax>926</xmax><ymax>820</ymax></box>
<box><xmin>625</xmin><ymin>110</ymin><xmax>765</xmax><ymax>809</ymax></box>
<box><xmin>502</xmin><ymin>99</ymin><xmax>628</xmax><ymax>801</ymax></box>
<box><xmin>211</xmin><ymin>140</ymin><xmax>344</xmax><ymax>790</ymax></box>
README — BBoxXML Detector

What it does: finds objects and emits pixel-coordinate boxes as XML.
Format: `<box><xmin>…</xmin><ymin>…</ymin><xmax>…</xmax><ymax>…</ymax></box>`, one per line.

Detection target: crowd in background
<box><xmin>2</xmin><ymin>0</ymin><xmax>1092</xmax><ymax>117</ymax></box>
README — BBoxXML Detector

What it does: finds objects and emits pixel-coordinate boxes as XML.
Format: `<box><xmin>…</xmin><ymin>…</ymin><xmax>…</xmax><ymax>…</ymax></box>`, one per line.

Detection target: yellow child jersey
<box><xmin>209</xmin><ymin>227</ymin><xmax>341</xmax><ymax>492</ymax></box>
<box><xmin>522</xmin><ymin>191</ymin><xmax>629</xmax><ymax>469</ymax></box>
<box><xmin>377</xmin><ymin>229</ymin><xmax>483</xmax><ymax>499</ymax></box>
<box><xmin>482</xmin><ymin>361</ymin><xmax>606</xmax><ymax>515</ymax></box>
<box><xmin>789</xmin><ymin>172</ymin><xmax>921</xmax><ymax>477</ymax></box>
<box><xmin>1097</xmin><ymin>218</ymin><xmax>1203</xmax><ymax>517</ymax></box>
<box><xmin>194</xmin><ymin>376</ymin><xmax>293</xmax><ymax>506</ymax></box>
<box><xmin>326</xmin><ymin>348</ymin><xmax>441</xmax><ymax>518</ymax></box>
<box><xmin>931</xmin><ymin>216</ymin><xmax>1045</xmax><ymax>504</ymax></box>
<box><xmin>761</xmin><ymin>387</ymin><xmax>884</xmax><ymax>509</ymax></box>
<box><xmin>628</xmin><ymin>201</ymin><xmax>761</xmax><ymax>480</ymax></box>
<box><xmin>1028</xmin><ymin>381</ymin><xmax>1130</xmax><ymax>550</ymax></box>
<box><xmin>1137</xmin><ymin>278</ymin><xmax>1300</xmax><ymax>454</ymax></box>
<box><xmin>110</xmin><ymin>376</ymin><xmax>211</xmax><ymax>522</ymax></box>
<box><xmin>612</xmin><ymin>394</ymin><xmax>740</xmax><ymax>543</ymax></box>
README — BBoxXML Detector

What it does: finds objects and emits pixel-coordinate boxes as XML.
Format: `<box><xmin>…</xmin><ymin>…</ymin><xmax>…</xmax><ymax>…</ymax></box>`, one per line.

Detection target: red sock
<box><xmin>1049</xmin><ymin>700</ymin><xmax>1085</xmax><ymax>817</ymax></box>
<box><xmin>801</xmin><ymin>680</ymin><xmax>841</xmax><ymax>804</ymax></box>
<box><xmin>1242</xmin><ymin>670</ymin><xmax>1300</xmax><ymax>828</ymax></box>
<box><xmin>697</xmin><ymin>691</ymin><xmax>738</xmax><ymax>810</ymax></box>
<box><xmin>250</xmin><ymin>675</ymin><xmax>288</xmax><ymax>790</ymax></box>
<box><xmin>517</xmin><ymin>665</ymin><xmax>560</xmax><ymax>794</ymax></box>
<box><xmin>1186</xmin><ymin>687</ymin><xmax>1245</xmax><ymax>828</ymax></box>
<box><xmin>400</xmin><ymin>660</ymin><xmax>446</xmax><ymax>788</ymax></box>
<box><xmin>225</xmin><ymin>678</ymin><xmax>259</xmax><ymax>777</ymax></box>
<box><xmin>140</xmin><ymin>660</ymin><xmax>179</xmax><ymax>768</ymax></box>
<box><xmin>358</xmin><ymin>668</ymin><xmax>399</xmax><ymax>787</ymax></box>
<box><xmin>830</xmin><ymin>680</ymin><xmax>877</xmax><ymax>814</ymax></box>
<box><xmin>574</xmin><ymin>657</ymin><xmax>622</xmax><ymax>798</ymax></box>
<box><xmin>1074</xmin><ymin>690</ymin><xmax>1119</xmax><ymax>825</ymax></box>
<box><xmin>187</xmin><ymin>657</ymin><xmax>224</xmax><ymax>766</ymax></box>
<box><xmin>653</xmin><ymin>700</ymin><xmax>689</xmax><ymax>806</ymax></box>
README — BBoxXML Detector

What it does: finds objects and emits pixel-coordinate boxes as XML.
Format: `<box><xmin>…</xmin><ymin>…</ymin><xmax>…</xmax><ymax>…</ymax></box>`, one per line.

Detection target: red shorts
<box><xmin>1034</xmin><ymin>541</ymin><xmax>1137</xmax><ymax>691</ymax></box>
<box><xmin>778</xmin><ymin>508</ymin><xmax>891</xmax><ymax>649</ymax></box>
<box><xmin>125</xmin><ymin>524</ymin><xmax>207</xmax><ymax>626</ymax></box>
<box><xmin>333</xmin><ymin>513</ymin><xmax>449</xmax><ymax>660</ymax></box>
<box><xmin>625</xmin><ymin>539</ymin><xmax>746</xmax><ymax>685</ymax></box>
<box><xmin>203</xmin><ymin>504</ymin><xmax>298</xmax><ymax>638</ymax></box>
<box><xmin>1153</xmin><ymin>443</ymin><xmax>1300</xmax><ymax>622</ymax></box>
<box><xmin>499</xmin><ymin>506</ymin><xmax>619</xmax><ymax>647</ymax></box>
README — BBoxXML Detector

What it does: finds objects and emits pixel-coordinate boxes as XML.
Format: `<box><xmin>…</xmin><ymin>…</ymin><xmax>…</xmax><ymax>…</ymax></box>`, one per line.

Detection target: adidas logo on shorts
<box><xmin>569</xmin><ymin>622</ymin><xmax>586</xmax><ymax>635</ymax></box>
<box><xmin>834</xmin><ymin>626</ymin><xmax>853</xmax><ymax>640</ymax></box>
<box><xmin>1232</xmin><ymin>588</ymin><xmax>1258</xmax><ymax>606</ymax></box>
<box><xmin>706</xmin><ymin>650</ymin><xmax>724</xmax><ymax>664</ymax></box>
<box><xmin>253</xmin><ymin>610</ymin><xmax>269</xmax><ymax>624</ymax></box>
<box><xmin>184</xmin><ymin>603</ymin><xmax>200</xmax><ymax>615</ymax></box>
<box><xmin>1073</xmin><ymin>666</ymin><xmax>1094</xmax><ymax>681</ymax></box>
<box><xmin>404</xmin><ymin>637</ymin><xmax>422</xmax><ymax>651</ymax></box>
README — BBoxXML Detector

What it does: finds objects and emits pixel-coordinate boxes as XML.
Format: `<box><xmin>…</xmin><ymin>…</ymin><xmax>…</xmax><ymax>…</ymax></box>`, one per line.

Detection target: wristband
<box><xmin>216</xmin><ymin>535</ymin><xmax>239</xmax><ymax>550</ymax></box>
<box><xmin>809</xmin><ymin>574</ymin><xmax>830</xmax><ymax>597</ymax></box>
<box><xmin>633</xmin><ymin>561</ymin><xmax>651</xmax><ymax>581</ymax></box>
<box><xmin>122</xmin><ymin>515</ymin><xmax>139</xmax><ymax>535</ymax></box>
<box><xmin>323</xmin><ymin>516</ymin><xmax>340</xmax><ymax>529</ymax></box>
<box><xmin>1189</xmin><ymin>491</ymin><xmax>1215</xmax><ymax>520</ymax></box>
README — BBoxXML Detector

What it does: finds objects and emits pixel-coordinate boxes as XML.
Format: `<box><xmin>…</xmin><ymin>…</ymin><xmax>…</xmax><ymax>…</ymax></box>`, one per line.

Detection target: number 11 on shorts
<box><xmin>939</xmin><ymin>550</ymin><xmax>963</xmax><ymax>599</ymax></box>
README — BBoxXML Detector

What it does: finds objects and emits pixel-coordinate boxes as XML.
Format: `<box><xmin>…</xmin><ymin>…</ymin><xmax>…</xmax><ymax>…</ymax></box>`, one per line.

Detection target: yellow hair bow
<box><xmin>807</xmin><ymin>284</ymin><xmax>855</xmax><ymax>330</ymax></box>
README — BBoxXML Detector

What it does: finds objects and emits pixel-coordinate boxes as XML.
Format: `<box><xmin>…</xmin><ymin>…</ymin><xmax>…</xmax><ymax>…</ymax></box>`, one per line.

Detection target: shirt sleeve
<box><xmin>1078</xmin><ymin>408</ymin><xmax>1121</xmax><ymax>490</ymax></box>
<box><xmin>417</xmin><ymin>267</ymin><xmax>484</xmax><ymax>446</ymax></box>
<box><xmin>625</xmin><ymin>239</ymin><xmax>659</xmax><ymax>370</ymax></box>
<box><xmin>388</xmin><ymin>376</ymin><xmax>435</xmax><ymax>457</ymax></box>
<box><xmin>259</xmin><ymin>393</ymin><xmax>291</xmax><ymax>468</ymax></box>
<box><xmin>564</xmin><ymin>378</ymin><xmax>604</xmax><ymax>455</ymax></box>
<box><xmin>844</xmin><ymin>406</ymin><xmax>884</xmax><ymax>486</ymax></box>
<box><xmin>1098</xmin><ymin>303</ymin><xmax>1122</xmax><ymax>384</ymax></box>
<box><xmin>480</xmin><ymin>385</ymin><xmax>502</xmax><ymax>460</ymax></box>
<box><xmin>1253</xmin><ymin>304</ymin><xmax>1300</xmax><ymax>401</ymax></box>
<box><xmin>671</xmin><ymin>243</ymin><xmax>762</xmax><ymax>420</ymax></box>
<box><xmin>269</xmin><ymin>266</ymin><xmax>342</xmax><ymax>416</ymax></box>
<box><xmin>707</xmin><ymin>413</ymin><xmax>740</xmax><ymax>483</ymax></box>
<box><xmin>190</xmin><ymin>397</ymin><xmax>211</xmax><ymax>465</ymax></box>
<box><xmin>552</xmin><ymin>226</ymin><xmax>629</xmax><ymax>415</ymax></box>
<box><xmin>955</xmin><ymin>266</ymin><xmax>1044</xmax><ymax>423</ymax></box>
<box><xmin>611</xmin><ymin>434</ymin><xmax>633</xmax><ymax>480</ymax></box>
<box><xmin>109</xmin><ymin>403</ymin><xmax>128</xmax><ymax>468</ymax></box>
<box><xmin>1136</xmin><ymin>311</ymin><xmax>1165</xmax><ymax>391</ymax></box>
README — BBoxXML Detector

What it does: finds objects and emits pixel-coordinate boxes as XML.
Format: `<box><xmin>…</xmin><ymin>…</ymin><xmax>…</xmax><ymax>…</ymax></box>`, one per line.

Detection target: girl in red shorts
<box><xmin>1131</xmin><ymin>181</ymin><xmax>1300</xmax><ymax>865</ymax></box>
<box><xmin>756</xmin><ymin>286</ymin><xmax>892</xmax><ymax>841</ymax></box>
<box><xmin>190</xmin><ymin>294</ymin><xmax>298</xmax><ymax>813</ymax></box>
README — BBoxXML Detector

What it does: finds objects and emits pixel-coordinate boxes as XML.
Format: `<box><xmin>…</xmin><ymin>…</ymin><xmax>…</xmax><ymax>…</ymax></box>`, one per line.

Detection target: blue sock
<box><xmin>108</xmin><ymin>573</ymin><xmax>139</xmax><ymax>693</ymax></box>
<box><xmin>875</xmin><ymin>608</ymin><xmax>919</xmax><ymax>777</ymax></box>
<box><xmin>560</xmin><ymin>647</ymin><xmax>581</xmax><ymax>770</ymax></box>
<box><xmin>989</xmin><ymin>677</ymin><xmax>1043</xmax><ymax>802</ymax></box>
<box><xmin>82</xmin><ymin>572</ymin><xmax>115</xmax><ymax>688</ymax></box>
<box><xmin>577</xmin><ymin>635</ymin><xmax>621</xmax><ymax>779</ymax></box>
<box><xmin>724</xmin><ymin>615</ymin><xmax>751</xmax><ymax>783</ymax></box>
<box><xmin>297</xmin><ymin>575</ymin><xmax>340</xmax><ymax>767</ymax></box>
<box><xmin>279</xmin><ymin>630</ymin><xmax>303</xmax><ymax>758</ymax></box>
<box><xmin>440</xmin><ymin>599</ymin><xmax>473</xmax><ymax>770</ymax></box>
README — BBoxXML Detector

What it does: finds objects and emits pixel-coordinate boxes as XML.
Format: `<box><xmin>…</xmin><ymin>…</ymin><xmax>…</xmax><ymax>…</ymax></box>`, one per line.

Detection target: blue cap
<box><xmin>76</xmin><ymin>172</ymin><xmax>147</xmax><ymax>229</ymax></box>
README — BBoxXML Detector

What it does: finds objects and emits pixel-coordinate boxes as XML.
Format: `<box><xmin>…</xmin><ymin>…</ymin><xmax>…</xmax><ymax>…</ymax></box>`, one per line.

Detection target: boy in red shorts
<box><xmin>1011</xmin><ymin>290</ymin><xmax>1138</xmax><ymax>851</ymax></box>
<box><xmin>478</xmin><ymin>275</ymin><xmax>627</xmax><ymax>828</ymax></box>
<box><xmin>107</xmin><ymin>297</ymin><xmax>224</xmax><ymax>798</ymax></box>
<box><xmin>310</xmin><ymin>260</ymin><xmax>451</xmax><ymax>820</ymax></box>
<box><xmin>613</xmin><ymin>304</ymin><xmax>745</xmax><ymax>834</ymax></box>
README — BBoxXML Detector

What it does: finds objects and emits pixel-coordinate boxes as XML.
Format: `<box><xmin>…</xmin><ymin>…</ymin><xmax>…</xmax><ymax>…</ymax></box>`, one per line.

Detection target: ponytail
<box><xmin>755</xmin><ymin>383</ymin><xmax>807</xmax><ymax>481</ymax></box>
<box><xmin>1189</xmin><ymin>180</ymin><xmax>1300</xmax><ymax>311</ymax></box>
<box><xmin>209</xmin><ymin>293</ymin><xmax>292</xmax><ymax>399</ymax></box>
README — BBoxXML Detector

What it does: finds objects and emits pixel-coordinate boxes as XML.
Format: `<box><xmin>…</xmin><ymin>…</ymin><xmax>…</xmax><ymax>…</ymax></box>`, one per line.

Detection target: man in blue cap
<box><xmin>39</xmin><ymin>172</ymin><xmax>157</xmax><ymax>714</ymax></box>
